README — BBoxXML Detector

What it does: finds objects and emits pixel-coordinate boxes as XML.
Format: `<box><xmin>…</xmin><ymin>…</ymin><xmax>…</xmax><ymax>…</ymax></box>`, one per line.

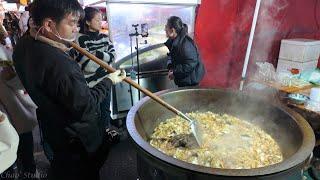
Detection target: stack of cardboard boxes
<box><xmin>277</xmin><ymin>39</ymin><xmax>320</xmax><ymax>74</ymax></box>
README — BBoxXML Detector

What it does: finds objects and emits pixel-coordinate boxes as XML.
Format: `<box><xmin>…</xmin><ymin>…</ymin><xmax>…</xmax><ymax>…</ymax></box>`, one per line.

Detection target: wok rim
<box><xmin>126</xmin><ymin>88</ymin><xmax>315</xmax><ymax>176</ymax></box>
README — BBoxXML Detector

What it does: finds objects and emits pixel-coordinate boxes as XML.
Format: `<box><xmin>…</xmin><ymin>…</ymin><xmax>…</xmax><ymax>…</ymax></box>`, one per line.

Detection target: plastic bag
<box><xmin>277</xmin><ymin>72</ymin><xmax>310</xmax><ymax>88</ymax></box>
<box><xmin>252</xmin><ymin>62</ymin><xmax>310</xmax><ymax>88</ymax></box>
<box><xmin>299</xmin><ymin>68</ymin><xmax>320</xmax><ymax>85</ymax></box>
<box><xmin>254</xmin><ymin>62</ymin><xmax>277</xmax><ymax>82</ymax></box>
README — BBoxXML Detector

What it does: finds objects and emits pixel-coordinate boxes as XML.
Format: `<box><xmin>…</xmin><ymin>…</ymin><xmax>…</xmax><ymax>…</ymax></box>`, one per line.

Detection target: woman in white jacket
<box><xmin>0</xmin><ymin>42</ymin><xmax>37</xmax><ymax>179</ymax></box>
<box><xmin>0</xmin><ymin>111</ymin><xmax>19</xmax><ymax>174</ymax></box>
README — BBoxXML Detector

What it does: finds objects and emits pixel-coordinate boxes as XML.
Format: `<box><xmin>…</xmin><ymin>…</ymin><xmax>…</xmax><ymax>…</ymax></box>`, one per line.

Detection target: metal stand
<box><xmin>129</xmin><ymin>35</ymin><xmax>134</xmax><ymax>106</ymax></box>
<box><xmin>129</xmin><ymin>24</ymin><xmax>148</xmax><ymax>101</ymax></box>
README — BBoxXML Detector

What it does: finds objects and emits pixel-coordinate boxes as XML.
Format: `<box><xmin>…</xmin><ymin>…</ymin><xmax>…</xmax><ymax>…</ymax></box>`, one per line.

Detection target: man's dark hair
<box><xmin>29</xmin><ymin>0</ymin><xmax>84</xmax><ymax>26</ymax></box>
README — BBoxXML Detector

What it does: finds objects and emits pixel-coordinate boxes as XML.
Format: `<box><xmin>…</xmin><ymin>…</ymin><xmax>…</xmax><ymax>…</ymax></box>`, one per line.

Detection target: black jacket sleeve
<box><xmin>54</xmin><ymin>66</ymin><xmax>112</xmax><ymax>121</ymax></box>
<box><xmin>167</xmin><ymin>53</ymin><xmax>173</xmax><ymax>70</ymax></box>
<box><xmin>173</xmin><ymin>41</ymin><xmax>199</xmax><ymax>79</ymax></box>
<box><xmin>42</xmin><ymin>62</ymin><xmax>113</xmax><ymax>152</ymax></box>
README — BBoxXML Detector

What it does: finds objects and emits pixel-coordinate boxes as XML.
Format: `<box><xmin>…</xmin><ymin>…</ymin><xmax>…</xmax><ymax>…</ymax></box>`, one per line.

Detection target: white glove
<box><xmin>106</xmin><ymin>69</ymin><xmax>126</xmax><ymax>85</ymax></box>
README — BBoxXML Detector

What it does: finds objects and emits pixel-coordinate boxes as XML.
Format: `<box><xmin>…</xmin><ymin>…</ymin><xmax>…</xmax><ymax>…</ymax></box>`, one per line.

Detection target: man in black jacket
<box><xmin>12</xmin><ymin>0</ymin><xmax>126</xmax><ymax>179</ymax></box>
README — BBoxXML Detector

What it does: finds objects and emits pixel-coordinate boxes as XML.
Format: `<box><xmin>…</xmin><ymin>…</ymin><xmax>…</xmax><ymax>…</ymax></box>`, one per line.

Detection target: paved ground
<box><xmin>32</xmin><ymin>120</ymin><xmax>138</xmax><ymax>180</ymax></box>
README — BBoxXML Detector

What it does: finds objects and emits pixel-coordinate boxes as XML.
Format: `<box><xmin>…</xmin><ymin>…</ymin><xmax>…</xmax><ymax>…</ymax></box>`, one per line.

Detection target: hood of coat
<box><xmin>164</xmin><ymin>34</ymin><xmax>184</xmax><ymax>51</ymax></box>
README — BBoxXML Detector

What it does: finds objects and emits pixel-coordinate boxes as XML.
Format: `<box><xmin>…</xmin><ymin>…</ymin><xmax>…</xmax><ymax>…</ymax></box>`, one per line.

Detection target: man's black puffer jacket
<box><xmin>13</xmin><ymin>35</ymin><xmax>112</xmax><ymax>153</ymax></box>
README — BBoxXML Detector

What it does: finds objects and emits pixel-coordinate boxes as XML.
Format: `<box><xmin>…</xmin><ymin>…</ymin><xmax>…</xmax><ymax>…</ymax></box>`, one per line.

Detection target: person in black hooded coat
<box><xmin>164</xmin><ymin>16</ymin><xmax>205</xmax><ymax>87</ymax></box>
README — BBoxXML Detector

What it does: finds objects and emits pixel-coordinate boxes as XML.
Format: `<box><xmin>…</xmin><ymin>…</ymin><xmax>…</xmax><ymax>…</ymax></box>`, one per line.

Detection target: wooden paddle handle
<box><xmin>69</xmin><ymin>42</ymin><xmax>181</xmax><ymax>115</ymax></box>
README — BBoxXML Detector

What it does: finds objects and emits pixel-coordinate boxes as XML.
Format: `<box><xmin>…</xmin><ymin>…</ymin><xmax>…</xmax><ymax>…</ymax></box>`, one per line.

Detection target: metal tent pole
<box><xmin>239</xmin><ymin>0</ymin><xmax>262</xmax><ymax>90</ymax></box>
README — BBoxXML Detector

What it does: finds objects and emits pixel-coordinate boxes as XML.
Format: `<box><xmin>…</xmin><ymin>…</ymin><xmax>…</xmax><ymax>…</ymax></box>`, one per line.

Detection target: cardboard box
<box><xmin>276</xmin><ymin>58</ymin><xmax>318</xmax><ymax>73</ymax></box>
<box><xmin>279</xmin><ymin>39</ymin><xmax>320</xmax><ymax>62</ymax></box>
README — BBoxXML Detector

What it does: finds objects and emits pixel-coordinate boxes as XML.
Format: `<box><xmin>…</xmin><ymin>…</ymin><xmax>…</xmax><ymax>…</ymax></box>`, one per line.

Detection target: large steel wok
<box><xmin>126</xmin><ymin>88</ymin><xmax>315</xmax><ymax>180</ymax></box>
